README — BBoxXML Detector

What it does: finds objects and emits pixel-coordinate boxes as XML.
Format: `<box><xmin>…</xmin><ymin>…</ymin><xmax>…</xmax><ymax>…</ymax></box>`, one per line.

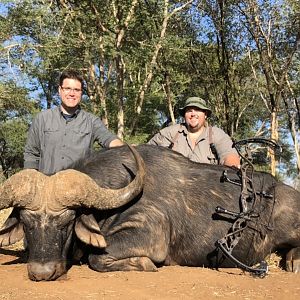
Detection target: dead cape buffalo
<box><xmin>0</xmin><ymin>144</ymin><xmax>299</xmax><ymax>281</ymax></box>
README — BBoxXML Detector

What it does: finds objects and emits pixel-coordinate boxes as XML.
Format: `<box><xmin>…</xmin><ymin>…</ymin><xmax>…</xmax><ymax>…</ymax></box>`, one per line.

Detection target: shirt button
<box><xmin>62</xmin><ymin>157</ymin><xmax>64</xmax><ymax>159</ymax></box>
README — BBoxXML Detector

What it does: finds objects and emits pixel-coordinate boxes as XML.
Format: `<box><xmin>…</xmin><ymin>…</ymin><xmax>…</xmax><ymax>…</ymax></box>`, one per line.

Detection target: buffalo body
<box><xmin>0</xmin><ymin>144</ymin><xmax>300</xmax><ymax>280</ymax></box>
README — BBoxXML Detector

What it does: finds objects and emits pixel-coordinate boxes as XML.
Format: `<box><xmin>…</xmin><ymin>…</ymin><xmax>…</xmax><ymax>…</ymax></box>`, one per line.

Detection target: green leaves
<box><xmin>1</xmin><ymin>0</ymin><xmax>300</xmax><ymax>181</ymax></box>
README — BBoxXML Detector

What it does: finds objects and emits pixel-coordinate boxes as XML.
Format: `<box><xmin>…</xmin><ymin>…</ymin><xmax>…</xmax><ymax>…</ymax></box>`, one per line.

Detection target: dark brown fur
<box><xmin>1</xmin><ymin>144</ymin><xmax>300</xmax><ymax>280</ymax></box>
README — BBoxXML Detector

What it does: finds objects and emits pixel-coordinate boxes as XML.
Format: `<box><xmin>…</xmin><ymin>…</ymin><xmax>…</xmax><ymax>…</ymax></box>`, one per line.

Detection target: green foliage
<box><xmin>0</xmin><ymin>119</ymin><xmax>28</xmax><ymax>177</ymax></box>
<box><xmin>124</xmin><ymin>133</ymin><xmax>150</xmax><ymax>145</ymax></box>
<box><xmin>0</xmin><ymin>0</ymin><xmax>300</xmax><ymax>181</ymax></box>
<box><xmin>0</xmin><ymin>81</ymin><xmax>37</xmax><ymax>119</ymax></box>
<box><xmin>0</xmin><ymin>81</ymin><xmax>36</xmax><ymax>177</ymax></box>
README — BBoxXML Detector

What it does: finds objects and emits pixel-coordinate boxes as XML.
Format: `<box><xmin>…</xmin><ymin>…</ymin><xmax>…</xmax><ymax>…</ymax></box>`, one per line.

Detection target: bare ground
<box><xmin>1</xmin><ymin>210</ymin><xmax>300</xmax><ymax>300</ymax></box>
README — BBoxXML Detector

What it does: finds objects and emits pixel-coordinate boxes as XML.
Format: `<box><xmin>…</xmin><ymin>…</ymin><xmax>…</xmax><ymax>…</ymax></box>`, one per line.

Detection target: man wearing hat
<box><xmin>148</xmin><ymin>97</ymin><xmax>240</xmax><ymax>167</ymax></box>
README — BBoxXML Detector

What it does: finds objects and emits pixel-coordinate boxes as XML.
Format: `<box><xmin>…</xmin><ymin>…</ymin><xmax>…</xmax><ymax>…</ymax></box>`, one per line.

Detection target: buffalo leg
<box><xmin>88</xmin><ymin>254</ymin><xmax>157</xmax><ymax>272</ymax></box>
<box><xmin>286</xmin><ymin>247</ymin><xmax>300</xmax><ymax>273</ymax></box>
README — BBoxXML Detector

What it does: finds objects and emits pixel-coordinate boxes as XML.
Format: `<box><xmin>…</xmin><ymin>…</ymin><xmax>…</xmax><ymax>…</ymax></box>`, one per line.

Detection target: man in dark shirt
<box><xmin>23</xmin><ymin>69</ymin><xmax>124</xmax><ymax>175</ymax></box>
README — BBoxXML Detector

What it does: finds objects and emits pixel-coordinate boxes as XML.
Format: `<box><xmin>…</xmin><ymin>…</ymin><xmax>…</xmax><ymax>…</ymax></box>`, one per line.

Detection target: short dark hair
<box><xmin>59</xmin><ymin>69</ymin><xmax>85</xmax><ymax>89</ymax></box>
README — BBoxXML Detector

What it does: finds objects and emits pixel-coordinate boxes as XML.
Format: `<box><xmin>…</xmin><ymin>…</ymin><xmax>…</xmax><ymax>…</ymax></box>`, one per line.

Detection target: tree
<box><xmin>1</xmin><ymin>0</ymin><xmax>300</xmax><ymax>182</ymax></box>
<box><xmin>0</xmin><ymin>81</ymin><xmax>37</xmax><ymax>177</ymax></box>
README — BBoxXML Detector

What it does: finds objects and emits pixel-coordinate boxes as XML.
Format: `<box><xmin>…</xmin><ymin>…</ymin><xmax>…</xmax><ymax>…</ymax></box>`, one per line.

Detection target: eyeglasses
<box><xmin>61</xmin><ymin>87</ymin><xmax>82</xmax><ymax>94</ymax></box>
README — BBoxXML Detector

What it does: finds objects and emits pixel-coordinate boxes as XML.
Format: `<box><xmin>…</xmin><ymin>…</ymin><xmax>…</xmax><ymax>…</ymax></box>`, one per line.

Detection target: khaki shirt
<box><xmin>24</xmin><ymin>106</ymin><xmax>119</xmax><ymax>175</ymax></box>
<box><xmin>148</xmin><ymin>123</ymin><xmax>238</xmax><ymax>164</ymax></box>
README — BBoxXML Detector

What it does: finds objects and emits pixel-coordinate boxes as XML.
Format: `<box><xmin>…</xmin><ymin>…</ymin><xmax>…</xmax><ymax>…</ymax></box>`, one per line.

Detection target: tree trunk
<box><xmin>164</xmin><ymin>72</ymin><xmax>176</xmax><ymax>125</ymax></box>
<box><xmin>129</xmin><ymin>0</ymin><xmax>193</xmax><ymax>135</ymax></box>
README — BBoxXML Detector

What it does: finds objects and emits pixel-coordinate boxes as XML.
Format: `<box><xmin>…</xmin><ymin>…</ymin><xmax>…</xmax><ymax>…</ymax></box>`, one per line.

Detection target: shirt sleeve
<box><xmin>148</xmin><ymin>126</ymin><xmax>175</xmax><ymax>147</ymax></box>
<box><xmin>213</xmin><ymin>127</ymin><xmax>238</xmax><ymax>164</ymax></box>
<box><xmin>92</xmin><ymin>117</ymin><xmax>120</xmax><ymax>148</ymax></box>
<box><xmin>23</xmin><ymin>116</ymin><xmax>42</xmax><ymax>170</ymax></box>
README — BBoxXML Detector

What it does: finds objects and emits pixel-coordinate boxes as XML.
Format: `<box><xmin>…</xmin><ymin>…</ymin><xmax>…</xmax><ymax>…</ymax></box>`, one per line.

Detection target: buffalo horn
<box><xmin>51</xmin><ymin>145</ymin><xmax>146</xmax><ymax>210</ymax></box>
<box><xmin>0</xmin><ymin>169</ymin><xmax>46</xmax><ymax>210</ymax></box>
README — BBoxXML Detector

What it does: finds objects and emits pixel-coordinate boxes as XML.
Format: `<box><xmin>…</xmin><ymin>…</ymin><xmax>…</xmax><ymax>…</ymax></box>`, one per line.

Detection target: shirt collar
<box><xmin>59</xmin><ymin>106</ymin><xmax>81</xmax><ymax>119</ymax></box>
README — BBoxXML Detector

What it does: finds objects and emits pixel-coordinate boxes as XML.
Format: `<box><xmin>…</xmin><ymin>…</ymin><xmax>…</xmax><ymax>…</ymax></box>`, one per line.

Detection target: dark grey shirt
<box><xmin>24</xmin><ymin>106</ymin><xmax>119</xmax><ymax>175</ymax></box>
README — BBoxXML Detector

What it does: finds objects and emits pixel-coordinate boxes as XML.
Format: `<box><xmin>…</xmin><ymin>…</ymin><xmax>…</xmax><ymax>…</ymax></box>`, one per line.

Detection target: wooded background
<box><xmin>0</xmin><ymin>0</ymin><xmax>299</xmax><ymax>187</ymax></box>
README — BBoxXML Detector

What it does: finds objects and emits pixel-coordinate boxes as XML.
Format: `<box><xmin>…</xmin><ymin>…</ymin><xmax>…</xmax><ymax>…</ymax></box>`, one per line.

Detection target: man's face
<box><xmin>184</xmin><ymin>106</ymin><xmax>207</xmax><ymax>132</ymax></box>
<box><xmin>59</xmin><ymin>78</ymin><xmax>82</xmax><ymax>112</ymax></box>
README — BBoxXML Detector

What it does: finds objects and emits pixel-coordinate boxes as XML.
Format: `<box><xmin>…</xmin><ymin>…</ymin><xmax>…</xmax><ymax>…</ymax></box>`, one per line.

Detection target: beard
<box><xmin>186</xmin><ymin>117</ymin><xmax>205</xmax><ymax>133</ymax></box>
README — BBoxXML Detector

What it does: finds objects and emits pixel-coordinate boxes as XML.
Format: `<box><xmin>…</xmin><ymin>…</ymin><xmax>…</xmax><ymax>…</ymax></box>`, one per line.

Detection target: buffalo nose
<box><xmin>27</xmin><ymin>261</ymin><xmax>66</xmax><ymax>281</ymax></box>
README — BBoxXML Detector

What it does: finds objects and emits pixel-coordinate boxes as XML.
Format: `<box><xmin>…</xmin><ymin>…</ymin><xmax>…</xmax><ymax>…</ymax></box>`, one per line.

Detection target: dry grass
<box><xmin>266</xmin><ymin>252</ymin><xmax>282</xmax><ymax>269</ymax></box>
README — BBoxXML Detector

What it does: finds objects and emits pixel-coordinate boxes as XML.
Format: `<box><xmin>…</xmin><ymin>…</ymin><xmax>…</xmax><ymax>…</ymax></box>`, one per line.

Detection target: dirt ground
<box><xmin>1</xmin><ymin>211</ymin><xmax>300</xmax><ymax>299</ymax></box>
<box><xmin>1</xmin><ymin>248</ymin><xmax>300</xmax><ymax>299</ymax></box>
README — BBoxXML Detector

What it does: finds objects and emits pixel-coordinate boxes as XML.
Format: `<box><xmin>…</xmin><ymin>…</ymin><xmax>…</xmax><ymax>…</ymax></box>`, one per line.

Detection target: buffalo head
<box><xmin>0</xmin><ymin>145</ymin><xmax>145</xmax><ymax>281</ymax></box>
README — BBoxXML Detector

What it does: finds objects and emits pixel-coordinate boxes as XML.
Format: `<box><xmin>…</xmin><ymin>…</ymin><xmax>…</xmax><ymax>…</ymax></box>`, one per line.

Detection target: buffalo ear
<box><xmin>75</xmin><ymin>214</ymin><xmax>107</xmax><ymax>248</ymax></box>
<box><xmin>0</xmin><ymin>208</ymin><xmax>24</xmax><ymax>246</ymax></box>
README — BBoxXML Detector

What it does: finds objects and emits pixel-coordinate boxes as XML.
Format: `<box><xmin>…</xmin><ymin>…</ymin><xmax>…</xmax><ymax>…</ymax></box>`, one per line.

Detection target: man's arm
<box><xmin>23</xmin><ymin>118</ymin><xmax>41</xmax><ymax>170</ymax></box>
<box><xmin>148</xmin><ymin>126</ymin><xmax>177</xmax><ymax>147</ymax></box>
<box><xmin>223</xmin><ymin>153</ymin><xmax>240</xmax><ymax>168</ymax></box>
<box><xmin>92</xmin><ymin>116</ymin><xmax>125</xmax><ymax>148</ymax></box>
<box><xmin>213</xmin><ymin>127</ymin><xmax>240</xmax><ymax>168</ymax></box>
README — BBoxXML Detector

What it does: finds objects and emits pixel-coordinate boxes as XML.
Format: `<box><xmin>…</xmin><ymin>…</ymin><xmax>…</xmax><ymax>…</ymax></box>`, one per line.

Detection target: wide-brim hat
<box><xmin>179</xmin><ymin>97</ymin><xmax>212</xmax><ymax>117</ymax></box>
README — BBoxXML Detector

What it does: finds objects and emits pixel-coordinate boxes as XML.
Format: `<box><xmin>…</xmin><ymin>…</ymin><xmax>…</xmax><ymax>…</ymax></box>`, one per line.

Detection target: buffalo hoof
<box><xmin>286</xmin><ymin>247</ymin><xmax>300</xmax><ymax>273</ymax></box>
<box><xmin>89</xmin><ymin>254</ymin><xmax>158</xmax><ymax>272</ymax></box>
<box><xmin>27</xmin><ymin>261</ymin><xmax>67</xmax><ymax>281</ymax></box>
